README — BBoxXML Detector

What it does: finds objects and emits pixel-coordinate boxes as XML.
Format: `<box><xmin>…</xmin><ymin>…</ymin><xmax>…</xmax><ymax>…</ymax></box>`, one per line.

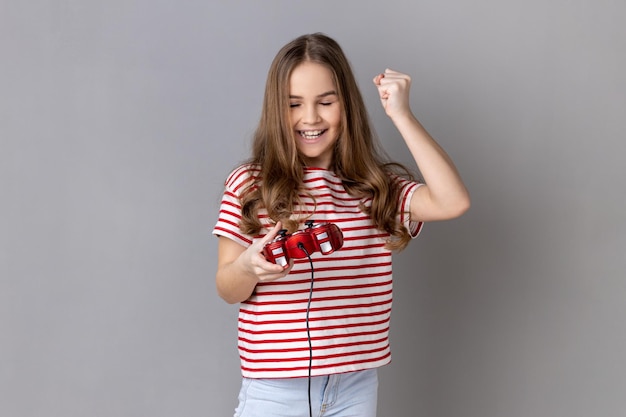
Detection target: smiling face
<box><xmin>288</xmin><ymin>61</ymin><xmax>342</xmax><ymax>169</ymax></box>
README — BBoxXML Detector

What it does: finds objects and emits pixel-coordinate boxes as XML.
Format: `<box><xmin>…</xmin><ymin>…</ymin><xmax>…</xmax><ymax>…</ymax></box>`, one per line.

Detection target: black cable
<box><xmin>298</xmin><ymin>243</ymin><xmax>315</xmax><ymax>417</ymax></box>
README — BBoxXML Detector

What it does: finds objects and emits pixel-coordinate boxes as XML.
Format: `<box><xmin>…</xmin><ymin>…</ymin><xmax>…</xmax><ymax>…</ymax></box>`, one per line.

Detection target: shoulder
<box><xmin>224</xmin><ymin>163</ymin><xmax>262</xmax><ymax>193</ymax></box>
<box><xmin>385</xmin><ymin>170</ymin><xmax>423</xmax><ymax>207</ymax></box>
<box><xmin>384</xmin><ymin>167</ymin><xmax>419</xmax><ymax>188</ymax></box>
<box><xmin>389</xmin><ymin>172</ymin><xmax>419</xmax><ymax>188</ymax></box>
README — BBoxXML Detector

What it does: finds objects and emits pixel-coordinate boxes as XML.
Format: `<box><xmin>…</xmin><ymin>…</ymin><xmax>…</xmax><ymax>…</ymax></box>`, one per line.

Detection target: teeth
<box><xmin>300</xmin><ymin>130</ymin><xmax>324</xmax><ymax>139</ymax></box>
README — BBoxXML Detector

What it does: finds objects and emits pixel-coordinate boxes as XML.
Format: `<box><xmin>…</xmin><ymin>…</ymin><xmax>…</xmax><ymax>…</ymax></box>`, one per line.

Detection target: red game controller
<box><xmin>262</xmin><ymin>220</ymin><xmax>344</xmax><ymax>267</ymax></box>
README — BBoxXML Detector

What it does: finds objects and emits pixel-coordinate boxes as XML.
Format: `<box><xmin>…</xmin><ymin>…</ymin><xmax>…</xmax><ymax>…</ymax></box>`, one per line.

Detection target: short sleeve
<box><xmin>394</xmin><ymin>176</ymin><xmax>424</xmax><ymax>239</ymax></box>
<box><xmin>212</xmin><ymin>165</ymin><xmax>260</xmax><ymax>248</ymax></box>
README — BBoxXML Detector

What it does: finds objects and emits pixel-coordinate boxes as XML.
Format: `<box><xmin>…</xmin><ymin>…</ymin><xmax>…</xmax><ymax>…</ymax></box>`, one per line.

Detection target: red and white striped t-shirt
<box><xmin>213</xmin><ymin>164</ymin><xmax>423</xmax><ymax>378</ymax></box>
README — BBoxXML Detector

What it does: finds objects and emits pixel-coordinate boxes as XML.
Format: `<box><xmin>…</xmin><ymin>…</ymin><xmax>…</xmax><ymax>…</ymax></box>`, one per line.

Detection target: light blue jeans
<box><xmin>233</xmin><ymin>369</ymin><xmax>378</xmax><ymax>417</ymax></box>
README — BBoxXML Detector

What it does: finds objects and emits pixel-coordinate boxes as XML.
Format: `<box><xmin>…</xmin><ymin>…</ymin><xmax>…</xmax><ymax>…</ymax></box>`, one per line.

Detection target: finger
<box><xmin>379</xmin><ymin>69</ymin><xmax>410</xmax><ymax>80</ymax></box>
<box><xmin>379</xmin><ymin>70</ymin><xmax>400</xmax><ymax>81</ymax></box>
<box><xmin>257</xmin><ymin>264</ymin><xmax>289</xmax><ymax>279</ymax></box>
<box><xmin>253</xmin><ymin>221</ymin><xmax>290</xmax><ymax>270</ymax></box>
<box><xmin>384</xmin><ymin>68</ymin><xmax>402</xmax><ymax>75</ymax></box>
<box><xmin>258</xmin><ymin>269</ymin><xmax>290</xmax><ymax>282</ymax></box>
<box><xmin>252</xmin><ymin>250</ymin><xmax>288</xmax><ymax>274</ymax></box>
<box><xmin>377</xmin><ymin>78</ymin><xmax>410</xmax><ymax>97</ymax></box>
<box><xmin>378</xmin><ymin>75</ymin><xmax>409</xmax><ymax>86</ymax></box>
<box><xmin>374</xmin><ymin>78</ymin><xmax>391</xmax><ymax>98</ymax></box>
<box><xmin>375</xmin><ymin>81</ymin><xmax>397</xmax><ymax>98</ymax></box>
<box><xmin>258</xmin><ymin>221</ymin><xmax>283</xmax><ymax>246</ymax></box>
<box><xmin>257</xmin><ymin>258</ymin><xmax>294</xmax><ymax>281</ymax></box>
<box><xmin>384</xmin><ymin>68</ymin><xmax>410</xmax><ymax>77</ymax></box>
<box><xmin>248</xmin><ymin>222</ymin><xmax>284</xmax><ymax>266</ymax></box>
<box><xmin>373</xmin><ymin>81</ymin><xmax>387</xmax><ymax>95</ymax></box>
<box><xmin>278</xmin><ymin>259</ymin><xmax>295</xmax><ymax>274</ymax></box>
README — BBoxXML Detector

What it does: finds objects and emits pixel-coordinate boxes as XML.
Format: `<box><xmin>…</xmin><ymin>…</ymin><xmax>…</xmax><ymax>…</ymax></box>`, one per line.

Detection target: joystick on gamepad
<box><xmin>262</xmin><ymin>220</ymin><xmax>344</xmax><ymax>267</ymax></box>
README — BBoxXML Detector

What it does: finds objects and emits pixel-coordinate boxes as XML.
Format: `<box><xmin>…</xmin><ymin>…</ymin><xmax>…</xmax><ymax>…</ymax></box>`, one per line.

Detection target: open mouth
<box><xmin>298</xmin><ymin>129</ymin><xmax>327</xmax><ymax>140</ymax></box>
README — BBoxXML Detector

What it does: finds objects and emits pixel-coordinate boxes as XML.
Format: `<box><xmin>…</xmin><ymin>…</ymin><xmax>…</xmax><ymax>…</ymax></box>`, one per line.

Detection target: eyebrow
<box><xmin>289</xmin><ymin>90</ymin><xmax>338</xmax><ymax>99</ymax></box>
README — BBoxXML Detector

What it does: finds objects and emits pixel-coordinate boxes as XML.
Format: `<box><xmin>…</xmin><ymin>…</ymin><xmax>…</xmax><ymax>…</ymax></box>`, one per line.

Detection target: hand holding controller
<box><xmin>262</xmin><ymin>221</ymin><xmax>344</xmax><ymax>267</ymax></box>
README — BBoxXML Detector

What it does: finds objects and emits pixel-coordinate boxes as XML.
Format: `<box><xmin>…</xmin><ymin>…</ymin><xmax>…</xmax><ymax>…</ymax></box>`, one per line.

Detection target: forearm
<box><xmin>215</xmin><ymin>229</ymin><xmax>291</xmax><ymax>304</ymax></box>
<box><xmin>216</xmin><ymin>257</ymin><xmax>258</xmax><ymax>304</ymax></box>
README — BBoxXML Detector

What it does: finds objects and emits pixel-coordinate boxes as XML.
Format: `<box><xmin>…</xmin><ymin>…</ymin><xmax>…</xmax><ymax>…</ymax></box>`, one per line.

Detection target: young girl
<box><xmin>213</xmin><ymin>33</ymin><xmax>469</xmax><ymax>417</ymax></box>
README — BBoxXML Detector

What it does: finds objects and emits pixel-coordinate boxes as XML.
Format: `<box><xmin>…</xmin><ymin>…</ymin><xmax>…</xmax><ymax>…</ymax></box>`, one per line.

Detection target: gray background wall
<box><xmin>2</xmin><ymin>1</ymin><xmax>625</xmax><ymax>416</ymax></box>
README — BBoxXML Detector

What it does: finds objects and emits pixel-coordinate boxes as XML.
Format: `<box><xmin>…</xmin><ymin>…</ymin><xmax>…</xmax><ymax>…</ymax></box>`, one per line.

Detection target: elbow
<box><xmin>223</xmin><ymin>297</ymin><xmax>242</xmax><ymax>305</ymax></box>
<box><xmin>438</xmin><ymin>192</ymin><xmax>471</xmax><ymax>220</ymax></box>
<box><xmin>217</xmin><ymin>289</ymin><xmax>238</xmax><ymax>305</ymax></box>
<box><xmin>454</xmin><ymin>193</ymin><xmax>471</xmax><ymax>218</ymax></box>
<box><xmin>216</xmin><ymin>283</ymin><xmax>244</xmax><ymax>305</ymax></box>
<box><xmin>215</xmin><ymin>274</ymin><xmax>252</xmax><ymax>305</ymax></box>
<box><xmin>413</xmin><ymin>184</ymin><xmax>471</xmax><ymax>222</ymax></box>
<box><xmin>215</xmin><ymin>275</ymin><xmax>237</xmax><ymax>305</ymax></box>
<box><xmin>449</xmin><ymin>192</ymin><xmax>471</xmax><ymax>219</ymax></box>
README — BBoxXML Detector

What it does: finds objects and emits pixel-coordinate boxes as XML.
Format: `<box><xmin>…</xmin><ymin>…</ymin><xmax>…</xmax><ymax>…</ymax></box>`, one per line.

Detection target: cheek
<box><xmin>325</xmin><ymin>108</ymin><xmax>342</xmax><ymax>128</ymax></box>
<box><xmin>288</xmin><ymin>109</ymin><xmax>298</xmax><ymax>126</ymax></box>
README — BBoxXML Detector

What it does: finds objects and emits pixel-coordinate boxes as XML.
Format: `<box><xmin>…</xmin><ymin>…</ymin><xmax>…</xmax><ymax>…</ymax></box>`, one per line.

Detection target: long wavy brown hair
<box><xmin>239</xmin><ymin>33</ymin><xmax>415</xmax><ymax>250</ymax></box>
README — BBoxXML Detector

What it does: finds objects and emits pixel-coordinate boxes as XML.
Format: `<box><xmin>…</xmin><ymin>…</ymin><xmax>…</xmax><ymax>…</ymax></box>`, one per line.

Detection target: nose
<box><xmin>302</xmin><ymin>104</ymin><xmax>321</xmax><ymax>124</ymax></box>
